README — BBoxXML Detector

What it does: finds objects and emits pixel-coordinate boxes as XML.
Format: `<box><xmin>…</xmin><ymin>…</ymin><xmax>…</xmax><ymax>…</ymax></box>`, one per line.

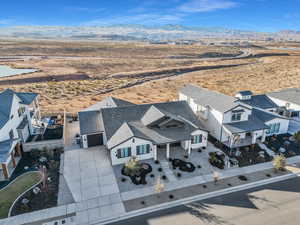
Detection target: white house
<box><xmin>79</xmin><ymin>97</ymin><xmax>208</xmax><ymax>165</ymax></box>
<box><xmin>179</xmin><ymin>85</ymin><xmax>289</xmax><ymax>149</ymax></box>
<box><xmin>267</xmin><ymin>88</ymin><xmax>300</xmax><ymax>120</ymax></box>
<box><xmin>0</xmin><ymin>89</ymin><xmax>40</xmax><ymax>180</ymax></box>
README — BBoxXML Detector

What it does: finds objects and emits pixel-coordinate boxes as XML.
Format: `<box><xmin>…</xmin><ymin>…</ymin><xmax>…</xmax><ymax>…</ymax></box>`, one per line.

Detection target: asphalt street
<box><xmin>109</xmin><ymin>177</ymin><xmax>300</xmax><ymax>225</ymax></box>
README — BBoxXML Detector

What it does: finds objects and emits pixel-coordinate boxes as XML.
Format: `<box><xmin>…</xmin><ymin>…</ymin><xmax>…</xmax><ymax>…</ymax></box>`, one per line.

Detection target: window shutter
<box><xmin>128</xmin><ymin>147</ymin><xmax>132</xmax><ymax>157</ymax></box>
<box><xmin>199</xmin><ymin>135</ymin><xmax>202</xmax><ymax>143</ymax></box>
<box><xmin>136</xmin><ymin>146</ymin><xmax>140</xmax><ymax>155</ymax></box>
<box><xmin>117</xmin><ymin>149</ymin><xmax>121</xmax><ymax>158</ymax></box>
<box><xmin>146</xmin><ymin>144</ymin><xmax>150</xmax><ymax>153</ymax></box>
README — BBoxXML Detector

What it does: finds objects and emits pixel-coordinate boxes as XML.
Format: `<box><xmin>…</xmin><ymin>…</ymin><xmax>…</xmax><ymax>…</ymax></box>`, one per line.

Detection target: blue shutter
<box><xmin>136</xmin><ymin>145</ymin><xmax>140</xmax><ymax>155</ymax></box>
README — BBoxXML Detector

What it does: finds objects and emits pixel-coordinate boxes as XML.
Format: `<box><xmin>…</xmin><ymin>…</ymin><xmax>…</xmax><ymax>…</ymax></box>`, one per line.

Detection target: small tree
<box><xmin>124</xmin><ymin>157</ymin><xmax>141</xmax><ymax>177</ymax></box>
<box><xmin>155</xmin><ymin>177</ymin><xmax>165</xmax><ymax>198</ymax></box>
<box><xmin>273</xmin><ymin>154</ymin><xmax>286</xmax><ymax>172</ymax></box>
<box><xmin>294</xmin><ymin>131</ymin><xmax>300</xmax><ymax>142</ymax></box>
<box><xmin>212</xmin><ymin>171</ymin><xmax>220</xmax><ymax>184</ymax></box>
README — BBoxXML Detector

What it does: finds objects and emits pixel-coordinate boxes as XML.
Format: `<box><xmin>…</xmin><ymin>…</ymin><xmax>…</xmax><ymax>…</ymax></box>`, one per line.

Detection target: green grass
<box><xmin>0</xmin><ymin>172</ymin><xmax>42</xmax><ymax>219</ymax></box>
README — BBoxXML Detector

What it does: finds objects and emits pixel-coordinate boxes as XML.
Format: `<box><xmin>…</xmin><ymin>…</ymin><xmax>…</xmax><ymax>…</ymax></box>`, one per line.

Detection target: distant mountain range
<box><xmin>0</xmin><ymin>25</ymin><xmax>299</xmax><ymax>42</ymax></box>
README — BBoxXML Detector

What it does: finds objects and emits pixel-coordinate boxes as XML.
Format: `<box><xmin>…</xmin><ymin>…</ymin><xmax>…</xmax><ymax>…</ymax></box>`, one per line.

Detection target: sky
<box><xmin>0</xmin><ymin>0</ymin><xmax>300</xmax><ymax>32</ymax></box>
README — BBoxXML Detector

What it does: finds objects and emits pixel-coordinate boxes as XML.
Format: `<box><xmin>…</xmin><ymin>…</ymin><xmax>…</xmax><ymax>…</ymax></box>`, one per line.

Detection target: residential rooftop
<box><xmin>267</xmin><ymin>88</ymin><xmax>300</xmax><ymax>105</ymax></box>
<box><xmin>0</xmin><ymin>89</ymin><xmax>38</xmax><ymax>129</ymax></box>
<box><xmin>180</xmin><ymin>84</ymin><xmax>242</xmax><ymax>112</ymax></box>
<box><xmin>238</xmin><ymin>94</ymin><xmax>278</xmax><ymax>109</ymax></box>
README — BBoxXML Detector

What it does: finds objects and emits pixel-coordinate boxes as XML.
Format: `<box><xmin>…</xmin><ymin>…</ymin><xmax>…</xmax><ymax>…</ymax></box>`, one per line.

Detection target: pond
<box><xmin>0</xmin><ymin>65</ymin><xmax>38</xmax><ymax>78</ymax></box>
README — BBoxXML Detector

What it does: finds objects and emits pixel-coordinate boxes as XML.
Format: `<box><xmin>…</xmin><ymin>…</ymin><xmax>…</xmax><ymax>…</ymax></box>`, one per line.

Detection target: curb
<box><xmin>7</xmin><ymin>171</ymin><xmax>43</xmax><ymax>217</ymax></box>
<box><xmin>92</xmin><ymin>173</ymin><xmax>296</xmax><ymax>225</ymax></box>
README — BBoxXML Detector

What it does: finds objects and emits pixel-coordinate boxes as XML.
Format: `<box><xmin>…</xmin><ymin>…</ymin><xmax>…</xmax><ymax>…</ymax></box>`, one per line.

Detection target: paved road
<box><xmin>110</xmin><ymin>177</ymin><xmax>300</xmax><ymax>225</ymax></box>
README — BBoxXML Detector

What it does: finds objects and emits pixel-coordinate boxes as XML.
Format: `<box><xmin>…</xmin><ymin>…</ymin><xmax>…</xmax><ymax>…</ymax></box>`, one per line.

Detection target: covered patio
<box><xmin>222</xmin><ymin>119</ymin><xmax>268</xmax><ymax>148</ymax></box>
<box><xmin>0</xmin><ymin>139</ymin><xmax>22</xmax><ymax>181</ymax></box>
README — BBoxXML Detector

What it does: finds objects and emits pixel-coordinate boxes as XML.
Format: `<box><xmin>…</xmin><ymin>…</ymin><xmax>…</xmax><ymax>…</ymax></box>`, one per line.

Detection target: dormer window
<box><xmin>231</xmin><ymin>112</ymin><xmax>242</xmax><ymax>121</ymax></box>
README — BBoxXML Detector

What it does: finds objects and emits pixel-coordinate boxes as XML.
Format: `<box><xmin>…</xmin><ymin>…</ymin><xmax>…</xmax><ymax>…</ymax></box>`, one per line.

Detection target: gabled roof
<box><xmin>224</xmin><ymin>114</ymin><xmax>269</xmax><ymax>134</ymax></box>
<box><xmin>101</xmin><ymin>101</ymin><xmax>207</xmax><ymax>149</ymax></box>
<box><xmin>180</xmin><ymin>84</ymin><xmax>242</xmax><ymax>113</ymax></box>
<box><xmin>237</xmin><ymin>91</ymin><xmax>253</xmax><ymax>96</ymax></box>
<box><xmin>252</xmin><ymin>108</ymin><xmax>288</xmax><ymax>123</ymax></box>
<box><xmin>83</xmin><ymin>96</ymin><xmax>135</xmax><ymax>112</ymax></box>
<box><xmin>79</xmin><ymin>97</ymin><xmax>136</xmax><ymax>135</ymax></box>
<box><xmin>0</xmin><ymin>89</ymin><xmax>38</xmax><ymax>129</ymax></box>
<box><xmin>78</xmin><ymin>110</ymin><xmax>103</xmax><ymax>135</ymax></box>
<box><xmin>238</xmin><ymin>94</ymin><xmax>278</xmax><ymax>109</ymax></box>
<box><xmin>0</xmin><ymin>139</ymin><xmax>19</xmax><ymax>163</ymax></box>
<box><xmin>267</xmin><ymin>88</ymin><xmax>300</xmax><ymax>106</ymax></box>
<box><xmin>141</xmin><ymin>105</ymin><xmax>166</xmax><ymax>126</ymax></box>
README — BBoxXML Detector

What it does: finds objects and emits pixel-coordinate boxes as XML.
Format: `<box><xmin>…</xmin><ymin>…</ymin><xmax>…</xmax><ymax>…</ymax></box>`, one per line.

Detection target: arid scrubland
<box><xmin>0</xmin><ymin>39</ymin><xmax>299</xmax><ymax>112</ymax></box>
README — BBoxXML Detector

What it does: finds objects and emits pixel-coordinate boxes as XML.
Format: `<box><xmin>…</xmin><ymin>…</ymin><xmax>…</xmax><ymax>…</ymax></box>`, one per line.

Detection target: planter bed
<box><xmin>172</xmin><ymin>159</ymin><xmax>196</xmax><ymax>172</ymax></box>
<box><xmin>36</xmin><ymin>125</ymin><xmax>63</xmax><ymax>141</ymax></box>
<box><xmin>121</xmin><ymin>163</ymin><xmax>152</xmax><ymax>185</ymax></box>
<box><xmin>10</xmin><ymin>148</ymin><xmax>62</xmax><ymax>217</ymax></box>
<box><xmin>265</xmin><ymin>134</ymin><xmax>300</xmax><ymax>157</ymax></box>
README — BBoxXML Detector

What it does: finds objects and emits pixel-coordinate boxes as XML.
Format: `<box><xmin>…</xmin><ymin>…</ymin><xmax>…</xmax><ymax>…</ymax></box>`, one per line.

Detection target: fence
<box><xmin>23</xmin><ymin>139</ymin><xmax>64</xmax><ymax>152</ymax></box>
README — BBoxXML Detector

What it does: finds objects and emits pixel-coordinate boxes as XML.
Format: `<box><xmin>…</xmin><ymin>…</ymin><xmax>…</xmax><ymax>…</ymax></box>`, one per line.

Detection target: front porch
<box><xmin>0</xmin><ymin>141</ymin><xmax>22</xmax><ymax>181</ymax></box>
<box><xmin>223</xmin><ymin>130</ymin><xmax>266</xmax><ymax>148</ymax></box>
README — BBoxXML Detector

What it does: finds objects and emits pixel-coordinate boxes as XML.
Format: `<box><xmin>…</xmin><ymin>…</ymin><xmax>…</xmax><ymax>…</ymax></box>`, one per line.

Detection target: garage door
<box><xmin>87</xmin><ymin>133</ymin><xmax>103</xmax><ymax>147</ymax></box>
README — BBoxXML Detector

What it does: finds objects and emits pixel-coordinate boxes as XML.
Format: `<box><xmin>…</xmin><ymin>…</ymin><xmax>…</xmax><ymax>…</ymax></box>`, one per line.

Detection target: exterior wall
<box><xmin>223</xmin><ymin>106</ymin><xmax>252</xmax><ymax>123</ymax></box>
<box><xmin>110</xmin><ymin>137</ymin><xmax>154</xmax><ymax>165</ymax></box>
<box><xmin>0</xmin><ymin>95</ymin><xmax>29</xmax><ymax>141</ymax></box>
<box><xmin>22</xmin><ymin>139</ymin><xmax>64</xmax><ymax>152</ymax></box>
<box><xmin>265</xmin><ymin>118</ymin><xmax>289</xmax><ymax>136</ymax></box>
<box><xmin>191</xmin><ymin>130</ymin><xmax>208</xmax><ymax>149</ymax></box>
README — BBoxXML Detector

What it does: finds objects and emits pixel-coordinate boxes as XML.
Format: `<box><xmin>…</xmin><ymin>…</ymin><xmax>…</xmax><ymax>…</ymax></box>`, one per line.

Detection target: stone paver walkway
<box><xmin>160</xmin><ymin>160</ymin><xmax>177</xmax><ymax>182</ymax></box>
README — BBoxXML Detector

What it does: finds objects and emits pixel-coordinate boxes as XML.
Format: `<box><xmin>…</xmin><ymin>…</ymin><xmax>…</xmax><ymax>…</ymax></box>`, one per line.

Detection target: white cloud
<box><xmin>0</xmin><ymin>19</ymin><xmax>13</xmax><ymax>25</ymax></box>
<box><xmin>65</xmin><ymin>7</ymin><xmax>105</xmax><ymax>13</ymax></box>
<box><xmin>178</xmin><ymin>0</ymin><xmax>237</xmax><ymax>13</ymax></box>
<box><xmin>83</xmin><ymin>13</ymin><xmax>184</xmax><ymax>26</ymax></box>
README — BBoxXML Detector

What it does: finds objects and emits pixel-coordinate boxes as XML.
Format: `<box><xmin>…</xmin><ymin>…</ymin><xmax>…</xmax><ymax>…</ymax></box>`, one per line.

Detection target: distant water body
<box><xmin>0</xmin><ymin>65</ymin><xmax>37</xmax><ymax>78</ymax></box>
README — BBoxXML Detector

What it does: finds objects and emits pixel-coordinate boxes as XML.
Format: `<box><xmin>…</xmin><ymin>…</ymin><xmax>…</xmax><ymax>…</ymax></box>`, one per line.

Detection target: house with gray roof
<box><xmin>267</xmin><ymin>88</ymin><xmax>300</xmax><ymax>120</ymax></box>
<box><xmin>180</xmin><ymin>84</ymin><xmax>289</xmax><ymax>149</ymax></box>
<box><xmin>79</xmin><ymin>97</ymin><xmax>208</xmax><ymax>165</ymax></box>
<box><xmin>78</xmin><ymin>96</ymin><xmax>136</xmax><ymax>148</ymax></box>
<box><xmin>0</xmin><ymin>89</ymin><xmax>40</xmax><ymax>180</ymax></box>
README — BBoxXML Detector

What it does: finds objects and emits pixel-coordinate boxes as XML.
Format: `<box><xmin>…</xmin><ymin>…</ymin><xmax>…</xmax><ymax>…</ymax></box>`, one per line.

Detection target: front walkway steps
<box><xmin>160</xmin><ymin>160</ymin><xmax>177</xmax><ymax>182</ymax></box>
<box><xmin>257</xmin><ymin>142</ymin><xmax>276</xmax><ymax>158</ymax></box>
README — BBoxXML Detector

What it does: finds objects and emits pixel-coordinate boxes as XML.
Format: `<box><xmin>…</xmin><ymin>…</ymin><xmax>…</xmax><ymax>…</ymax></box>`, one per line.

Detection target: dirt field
<box><xmin>0</xmin><ymin>39</ymin><xmax>299</xmax><ymax>112</ymax></box>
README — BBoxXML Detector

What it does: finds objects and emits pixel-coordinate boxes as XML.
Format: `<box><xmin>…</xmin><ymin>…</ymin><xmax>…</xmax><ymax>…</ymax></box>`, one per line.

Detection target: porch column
<box><xmin>11</xmin><ymin>152</ymin><xmax>17</xmax><ymax>168</ymax></box>
<box><xmin>261</xmin><ymin>130</ymin><xmax>266</xmax><ymax>142</ymax></box>
<box><xmin>153</xmin><ymin>145</ymin><xmax>157</xmax><ymax>160</ymax></box>
<box><xmin>1</xmin><ymin>163</ymin><xmax>9</xmax><ymax>179</ymax></box>
<box><xmin>166</xmin><ymin>143</ymin><xmax>170</xmax><ymax>159</ymax></box>
<box><xmin>251</xmin><ymin>133</ymin><xmax>257</xmax><ymax>144</ymax></box>
<box><xmin>188</xmin><ymin>140</ymin><xmax>191</xmax><ymax>156</ymax></box>
<box><xmin>16</xmin><ymin>143</ymin><xmax>22</xmax><ymax>157</ymax></box>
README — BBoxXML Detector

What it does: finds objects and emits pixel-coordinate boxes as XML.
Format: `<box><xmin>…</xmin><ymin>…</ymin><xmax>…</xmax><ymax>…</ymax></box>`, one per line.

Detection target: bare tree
<box><xmin>212</xmin><ymin>171</ymin><xmax>220</xmax><ymax>184</ymax></box>
<box><xmin>155</xmin><ymin>176</ymin><xmax>165</xmax><ymax>198</ymax></box>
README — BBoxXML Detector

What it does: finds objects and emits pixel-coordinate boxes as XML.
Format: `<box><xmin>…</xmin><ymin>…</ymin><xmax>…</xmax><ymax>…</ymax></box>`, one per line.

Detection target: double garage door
<box><xmin>87</xmin><ymin>133</ymin><xmax>103</xmax><ymax>147</ymax></box>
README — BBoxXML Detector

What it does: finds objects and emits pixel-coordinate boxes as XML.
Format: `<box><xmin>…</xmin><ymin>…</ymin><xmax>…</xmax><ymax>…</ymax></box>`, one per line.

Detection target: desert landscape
<box><xmin>0</xmin><ymin>39</ymin><xmax>299</xmax><ymax>113</ymax></box>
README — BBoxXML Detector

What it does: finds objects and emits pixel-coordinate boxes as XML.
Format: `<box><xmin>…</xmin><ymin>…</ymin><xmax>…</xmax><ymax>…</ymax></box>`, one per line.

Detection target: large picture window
<box><xmin>192</xmin><ymin>135</ymin><xmax>202</xmax><ymax>144</ymax></box>
<box><xmin>266</xmin><ymin>123</ymin><xmax>281</xmax><ymax>134</ymax></box>
<box><xmin>117</xmin><ymin>147</ymin><xmax>131</xmax><ymax>158</ymax></box>
<box><xmin>136</xmin><ymin>144</ymin><xmax>150</xmax><ymax>155</ymax></box>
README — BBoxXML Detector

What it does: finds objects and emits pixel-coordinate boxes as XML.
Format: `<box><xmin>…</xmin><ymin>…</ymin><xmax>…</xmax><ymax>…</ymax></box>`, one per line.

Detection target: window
<box><xmin>9</xmin><ymin>130</ymin><xmax>14</xmax><ymax>140</ymax></box>
<box><xmin>18</xmin><ymin>107</ymin><xmax>26</xmax><ymax>117</ymax></box>
<box><xmin>117</xmin><ymin>147</ymin><xmax>131</xmax><ymax>158</ymax></box>
<box><xmin>191</xmin><ymin>135</ymin><xmax>202</xmax><ymax>144</ymax></box>
<box><xmin>231</xmin><ymin>112</ymin><xmax>242</xmax><ymax>122</ymax></box>
<box><xmin>266</xmin><ymin>123</ymin><xmax>281</xmax><ymax>134</ymax></box>
<box><xmin>136</xmin><ymin>144</ymin><xmax>150</xmax><ymax>155</ymax></box>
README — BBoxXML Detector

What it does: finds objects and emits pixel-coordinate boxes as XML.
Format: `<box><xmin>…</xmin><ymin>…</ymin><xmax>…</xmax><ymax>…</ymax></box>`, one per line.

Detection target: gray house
<box><xmin>78</xmin><ymin>96</ymin><xmax>135</xmax><ymax>148</ymax></box>
<box><xmin>79</xmin><ymin>97</ymin><xmax>208</xmax><ymax>165</ymax></box>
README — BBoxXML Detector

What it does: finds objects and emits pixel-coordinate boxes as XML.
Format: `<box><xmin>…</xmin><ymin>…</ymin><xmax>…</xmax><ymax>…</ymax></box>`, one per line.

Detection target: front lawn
<box><xmin>0</xmin><ymin>172</ymin><xmax>42</xmax><ymax>219</ymax></box>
